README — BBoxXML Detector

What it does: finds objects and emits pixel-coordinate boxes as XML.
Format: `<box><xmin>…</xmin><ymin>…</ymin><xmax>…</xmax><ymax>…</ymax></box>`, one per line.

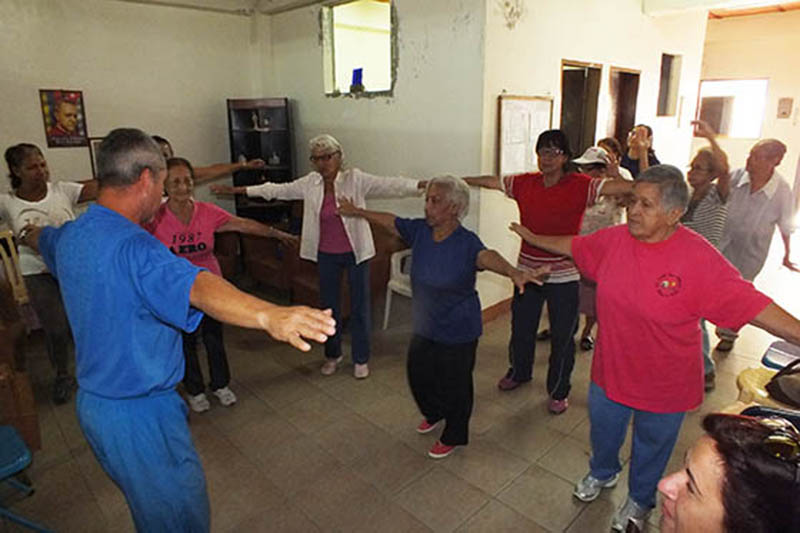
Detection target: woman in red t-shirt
<box><xmin>465</xmin><ymin>130</ymin><xmax>631</xmax><ymax>414</ymax></box>
<box><xmin>145</xmin><ymin>157</ymin><xmax>296</xmax><ymax>413</ymax></box>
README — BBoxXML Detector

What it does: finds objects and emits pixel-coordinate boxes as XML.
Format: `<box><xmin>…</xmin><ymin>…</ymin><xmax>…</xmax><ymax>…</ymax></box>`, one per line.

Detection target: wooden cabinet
<box><xmin>226</xmin><ymin>97</ymin><xmax>295</xmax><ymax>223</ymax></box>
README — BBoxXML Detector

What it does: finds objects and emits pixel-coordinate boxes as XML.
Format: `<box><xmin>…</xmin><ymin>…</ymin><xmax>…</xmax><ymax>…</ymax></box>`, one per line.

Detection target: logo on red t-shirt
<box><xmin>656</xmin><ymin>274</ymin><xmax>682</xmax><ymax>297</ymax></box>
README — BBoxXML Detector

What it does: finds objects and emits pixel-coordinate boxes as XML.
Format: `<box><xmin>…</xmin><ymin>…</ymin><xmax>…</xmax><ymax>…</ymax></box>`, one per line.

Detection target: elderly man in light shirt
<box><xmin>716</xmin><ymin>138</ymin><xmax>798</xmax><ymax>351</ymax></box>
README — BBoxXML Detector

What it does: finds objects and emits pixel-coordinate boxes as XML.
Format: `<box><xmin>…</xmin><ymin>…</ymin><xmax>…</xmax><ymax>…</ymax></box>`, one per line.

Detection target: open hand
<box><xmin>273</xmin><ymin>229</ymin><xmax>300</xmax><ymax>248</ymax></box>
<box><xmin>210</xmin><ymin>184</ymin><xmax>235</xmax><ymax>195</ymax></box>
<box><xmin>259</xmin><ymin>307</ymin><xmax>336</xmax><ymax>352</ymax></box>
<box><xmin>783</xmin><ymin>255</ymin><xmax>800</xmax><ymax>273</ymax></box>
<box><xmin>691</xmin><ymin>120</ymin><xmax>716</xmax><ymax>139</ymax></box>
<box><xmin>336</xmin><ymin>197</ymin><xmax>359</xmax><ymax>217</ymax></box>
<box><xmin>510</xmin><ymin>266</ymin><xmax>550</xmax><ymax>293</ymax></box>
<box><xmin>245</xmin><ymin>158</ymin><xmax>266</xmax><ymax>170</ymax></box>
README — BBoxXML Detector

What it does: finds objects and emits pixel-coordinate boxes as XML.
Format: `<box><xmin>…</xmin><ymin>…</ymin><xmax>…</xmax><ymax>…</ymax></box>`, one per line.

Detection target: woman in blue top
<box><xmin>338</xmin><ymin>176</ymin><xmax>548</xmax><ymax>459</ymax></box>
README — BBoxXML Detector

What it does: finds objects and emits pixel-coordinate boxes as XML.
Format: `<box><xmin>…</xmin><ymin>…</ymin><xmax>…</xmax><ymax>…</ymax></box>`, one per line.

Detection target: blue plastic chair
<box><xmin>762</xmin><ymin>340</ymin><xmax>800</xmax><ymax>370</ymax></box>
<box><xmin>0</xmin><ymin>426</ymin><xmax>52</xmax><ymax>532</ymax></box>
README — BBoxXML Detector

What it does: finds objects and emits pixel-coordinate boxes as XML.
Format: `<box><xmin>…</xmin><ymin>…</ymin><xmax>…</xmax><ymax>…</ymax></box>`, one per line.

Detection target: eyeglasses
<box><xmin>310</xmin><ymin>151</ymin><xmax>340</xmax><ymax>163</ymax></box>
<box><xmin>537</xmin><ymin>148</ymin><xmax>564</xmax><ymax>158</ymax></box>
<box><xmin>758</xmin><ymin>417</ymin><xmax>800</xmax><ymax>464</ymax></box>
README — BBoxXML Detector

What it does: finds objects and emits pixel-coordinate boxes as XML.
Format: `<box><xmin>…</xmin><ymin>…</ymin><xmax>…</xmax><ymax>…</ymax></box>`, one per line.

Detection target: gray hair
<box><xmin>637</xmin><ymin>164</ymin><xmax>689</xmax><ymax>213</ymax></box>
<box><xmin>96</xmin><ymin>128</ymin><xmax>165</xmax><ymax>187</ymax></box>
<box><xmin>308</xmin><ymin>134</ymin><xmax>344</xmax><ymax>158</ymax></box>
<box><xmin>426</xmin><ymin>175</ymin><xmax>470</xmax><ymax>220</ymax></box>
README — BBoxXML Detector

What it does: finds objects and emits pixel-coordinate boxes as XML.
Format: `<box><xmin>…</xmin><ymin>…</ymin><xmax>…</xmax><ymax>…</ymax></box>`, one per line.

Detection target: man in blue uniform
<box><xmin>21</xmin><ymin>128</ymin><xmax>335</xmax><ymax>532</ymax></box>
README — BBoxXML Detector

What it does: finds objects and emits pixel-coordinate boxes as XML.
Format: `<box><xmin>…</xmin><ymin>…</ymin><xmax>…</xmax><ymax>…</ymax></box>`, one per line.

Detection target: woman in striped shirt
<box><xmin>681</xmin><ymin>119</ymin><xmax>730</xmax><ymax>391</ymax></box>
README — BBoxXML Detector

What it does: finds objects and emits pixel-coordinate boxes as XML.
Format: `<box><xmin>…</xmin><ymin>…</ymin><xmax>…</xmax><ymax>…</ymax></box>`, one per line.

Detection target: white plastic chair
<box><xmin>383</xmin><ymin>249</ymin><xmax>412</xmax><ymax>330</ymax></box>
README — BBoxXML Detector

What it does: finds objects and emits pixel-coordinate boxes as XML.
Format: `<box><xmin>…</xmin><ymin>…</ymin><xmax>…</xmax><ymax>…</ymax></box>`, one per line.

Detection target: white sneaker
<box><xmin>187</xmin><ymin>393</ymin><xmax>210</xmax><ymax>413</ymax></box>
<box><xmin>354</xmin><ymin>363</ymin><xmax>370</xmax><ymax>379</ymax></box>
<box><xmin>611</xmin><ymin>495</ymin><xmax>651</xmax><ymax>531</ymax></box>
<box><xmin>212</xmin><ymin>386</ymin><xmax>237</xmax><ymax>407</ymax></box>
<box><xmin>321</xmin><ymin>356</ymin><xmax>343</xmax><ymax>376</ymax></box>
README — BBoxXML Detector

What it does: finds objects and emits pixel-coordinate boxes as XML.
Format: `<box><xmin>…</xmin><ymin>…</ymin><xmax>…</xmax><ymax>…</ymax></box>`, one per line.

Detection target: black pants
<box><xmin>182</xmin><ymin>315</ymin><xmax>230</xmax><ymax>395</ymax></box>
<box><xmin>507</xmin><ymin>281</ymin><xmax>578</xmax><ymax>400</ymax></box>
<box><xmin>25</xmin><ymin>273</ymin><xmax>71</xmax><ymax>377</ymax></box>
<box><xmin>407</xmin><ymin>335</ymin><xmax>478</xmax><ymax>446</ymax></box>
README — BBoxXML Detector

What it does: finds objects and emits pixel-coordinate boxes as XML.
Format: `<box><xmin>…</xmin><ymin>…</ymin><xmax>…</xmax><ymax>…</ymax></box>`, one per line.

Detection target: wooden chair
<box><xmin>0</xmin><ymin>230</ymin><xmax>28</xmax><ymax>306</ymax></box>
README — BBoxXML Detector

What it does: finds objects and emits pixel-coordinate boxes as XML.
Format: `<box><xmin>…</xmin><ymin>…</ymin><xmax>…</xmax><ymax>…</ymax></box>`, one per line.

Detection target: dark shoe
<box><xmin>497</xmin><ymin>375</ymin><xmax>522</xmax><ymax>391</ymax></box>
<box><xmin>704</xmin><ymin>372</ymin><xmax>716</xmax><ymax>392</ymax></box>
<box><xmin>52</xmin><ymin>375</ymin><xmax>75</xmax><ymax>405</ymax></box>
<box><xmin>580</xmin><ymin>336</ymin><xmax>594</xmax><ymax>351</ymax></box>
<box><xmin>548</xmin><ymin>397</ymin><xmax>569</xmax><ymax>415</ymax></box>
<box><xmin>715</xmin><ymin>339</ymin><xmax>734</xmax><ymax>352</ymax></box>
<box><xmin>537</xmin><ymin>329</ymin><xmax>551</xmax><ymax>341</ymax></box>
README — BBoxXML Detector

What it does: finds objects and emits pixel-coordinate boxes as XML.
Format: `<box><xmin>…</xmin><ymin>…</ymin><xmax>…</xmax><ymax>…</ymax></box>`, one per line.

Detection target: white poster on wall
<box><xmin>498</xmin><ymin>95</ymin><xmax>553</xmax><ymax>177</ymax></box>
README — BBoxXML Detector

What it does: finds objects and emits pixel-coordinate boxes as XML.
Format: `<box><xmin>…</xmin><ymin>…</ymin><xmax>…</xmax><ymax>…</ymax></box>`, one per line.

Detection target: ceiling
<box><xmin>117</xmin><ymin>0</ymin><xmax>325</xmax><ymax>16</ymax></box>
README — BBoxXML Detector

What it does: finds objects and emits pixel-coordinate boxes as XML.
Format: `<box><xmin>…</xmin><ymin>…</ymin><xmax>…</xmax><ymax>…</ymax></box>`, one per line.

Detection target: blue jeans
<box><xmin>507</xmin><ymin>281</ymin><xmax>579</xmax><ymax>399</ymax></box>
<box><xmin>588</xmin><ymin>382</ymin><xmax>685</xmax><ymax>509</ymax></box>
<box><xmin>701</xmin><ymin>319</ymin><xmax>714</xmax><ymax>376</ymax></box>
<box><xmin>317</xmin><ymin>252</ymin><xmax>370</xmax><ymax>364</ymax></box>
<box><xmin>77</xmin><ymin>389</ymin><xmax>209</xmax><ymax>532</ymax></box>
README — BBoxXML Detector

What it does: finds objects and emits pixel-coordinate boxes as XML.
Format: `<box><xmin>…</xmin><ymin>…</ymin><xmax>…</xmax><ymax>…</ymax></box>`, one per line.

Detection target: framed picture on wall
<box><xmin>88</xmin><ymin>137</ymin><xmax>104</xmax><ymax>178</ymax></box>
<box><xmin>39</xmin><ymin>89</ymin><xmax>89</xmax><ymax>148</ymax></box>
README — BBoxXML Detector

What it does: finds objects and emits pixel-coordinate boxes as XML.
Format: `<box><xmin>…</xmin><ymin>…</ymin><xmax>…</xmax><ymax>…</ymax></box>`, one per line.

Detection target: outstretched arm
<box><xmin>77</xmin><ymin>179</ymin><xmax>99</xmax><ymax>203</ymax></box>
<box><xmin>692</xmin><ymin>120</ymin><xmax>731</xmax><ymax>201</ymax></box>
<box><xmin>336</xmin><ymin>197</ymin><xmax>399</xmax><ymax>236</ymax></box>
<box><xmin>509</xmin><ymin>222</ymin><xmax>574</xmax><ymax>257</ymax></box>
<box><xmin>194</xmin><ymin>159</ymin><xmax>266</xmax><ymax>184</ymax></box>
<box><xmin>217</xmin><ymin>216</ymin><xmax>299</xmax><ymax>247</ymax></box>
<box><xmin>781</xmin><ymin>232</ymin><xmax>799</xmax><ymax>272</ymax></box>
<box><xmin>210</xmin><ymin>183</ymin><xmax>248</xmax><ymax>195</ymax></box>
<box><xmin>189</xmin><ymin>271</ymin><xmax>335</xmax><ymax>351</ymax></box>
<box><xmin>476</xmin><ymin>249</ymin><xmax>549</xmax><ymax>294</ymax></box>
<box><xmin>750</xmin><ymin>302</ymin><xmax>800</xmax><ymax>345</ymax></box>
<box><xmin>463</xmin><ymin>175</ymin><xmax>503</xmax><ymax>190</ymax></box>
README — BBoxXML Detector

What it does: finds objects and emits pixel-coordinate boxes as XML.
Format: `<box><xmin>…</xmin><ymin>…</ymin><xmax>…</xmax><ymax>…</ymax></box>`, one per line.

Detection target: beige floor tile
<box><xmin>456</xmin><ymin>500</ymin><xmax>548</xmax><ymax>532</ymax></box>
<box><xmin>307</xmin><ymin>411</ymin><xmax>396</xmax><ymax>465</ymax></box>
<box><xmin>487</xmin><ymin>415</ymin><xmax>566</xmax><ymax>462</ymax></box>
<box><xmin>355</xmin><ymin>390</ymin><xmax>421</xmax><ymax>435</ymax></box>
<box><xmin>497</xmin><ymin>465</ymin><xmax>584</xmax><ymax>532</ymax></box>
<box><xmin>227</xmin><ymin>503</ymin><xmax>321</xmax><ymax>532</ymax></box>
<box><xmin>440</xmin><ymin>437</ymin><xmax>529</xmax><ymax>496</ymax></box>
<box><xmin>394</xmin><ymin>466</ymin><xmax>489</xmax><ymax>532</ymax></box>
<box><xmin>535</xmin><ymin>434</ymin><xmax>592</xmax><ymax>485</ymax></box>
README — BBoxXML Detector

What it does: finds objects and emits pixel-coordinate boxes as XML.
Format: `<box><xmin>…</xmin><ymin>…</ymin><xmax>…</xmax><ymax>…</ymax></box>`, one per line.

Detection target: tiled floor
<box><xmin>4</xmin><ymin>232</ymin><xmax>799</xmax><ymax>532</ymax></box>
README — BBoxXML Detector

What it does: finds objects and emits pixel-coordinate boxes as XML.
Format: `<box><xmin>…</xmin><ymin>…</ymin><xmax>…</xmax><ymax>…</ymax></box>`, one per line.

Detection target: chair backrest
<box><xmin>390</xmin><ymin>249</ymin><xmax>411</xmax><ymax>281</ymax></box>
<box><xmin>0</xmin><ymin>231</ymin><xmax>28</xmax><ymax>306</ymax></box>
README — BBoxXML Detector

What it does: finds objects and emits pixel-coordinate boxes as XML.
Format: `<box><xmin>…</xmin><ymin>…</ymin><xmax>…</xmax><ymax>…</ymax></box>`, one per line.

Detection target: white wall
<box><xmin>692</xmin><ymin>10</ymin><xmax>800</xmax><ymax>188</ymax></box>
<box><xmin>0</xmin><ymin>0</ymin><xmax>256</xmax><ymax>208</ymax></box>
<box><xmin>259</xmin><ymin>0</ymin><xmax>486</xmax><ymax>225</ymax></box>
<box><xmin>475</xmin><ymin>0</ymin><xmax>708</xmax><ymax>307</ymax></box>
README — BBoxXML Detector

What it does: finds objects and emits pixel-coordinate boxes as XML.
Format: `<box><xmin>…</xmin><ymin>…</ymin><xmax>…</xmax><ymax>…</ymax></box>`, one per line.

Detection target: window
<box><xmin>322</xmin><ymin>0</ymin><xmax>394</xmax><ymax>96</ymax></box>
<box><xmin>697</xmin><ymin>79</ymin><xmax>768</xmax><ymax>138</ymax></box>
<box><xmin>657</xmin><ymin>53</ymin><xmax>682</xmax><ymax>116</ymax></box>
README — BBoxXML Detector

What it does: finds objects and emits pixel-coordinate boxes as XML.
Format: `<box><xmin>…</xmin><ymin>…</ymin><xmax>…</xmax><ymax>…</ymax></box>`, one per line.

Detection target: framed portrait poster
<box><xmin>39</xmin><ymin>89</ymin><xmax>89</xmax><ymax>148</ymax></box>
<box><xmin>88</xmin><ymin>137</ymin><xmax>104</xmax><ymax>178</ymax></box>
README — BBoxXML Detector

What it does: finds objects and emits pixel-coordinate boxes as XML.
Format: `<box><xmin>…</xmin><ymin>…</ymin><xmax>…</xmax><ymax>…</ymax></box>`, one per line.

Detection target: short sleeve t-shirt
<box><xmin>503</xmin><ymin>172</ymin><xmax>604</xmax><ymax>283</ymax></box>
<box><xmin>572</xmin><ymin>225</ymin><xmax>771</xmax><ymax>412</ymax></box>
<box><xmin>621</xmin><ymin>152</ymin><xmax>660</xmax><ymax>179</ymax></box>
<box><xmin>0</xmin><ymin>181</ymin><xmax>84</xmax><ymax>275</ymax></box>
<box><xmin>394</xmin><ymin>218</ymin><xmax>486</xmax><ymax>344</ymax></box>
<box><xmin>39</xmin><ymin>204</ymin><xmax>204</xmax><ymax>398</ymax></box>
<box><xmin>143</xmin><ymin>201</ymin><xmax>232</xmax><ymax>277</ymax></box>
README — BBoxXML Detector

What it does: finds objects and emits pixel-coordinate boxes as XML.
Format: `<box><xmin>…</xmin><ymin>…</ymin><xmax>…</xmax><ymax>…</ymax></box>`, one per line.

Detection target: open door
<box><xmin>560</xmin><ymin>61</ymin><xmax>601</xmax><ymax>155</ymax></box>
<box><xmin>608</xmin><ymin>67</ymin><xmax>640</xmax><ymax>150</ymax></box>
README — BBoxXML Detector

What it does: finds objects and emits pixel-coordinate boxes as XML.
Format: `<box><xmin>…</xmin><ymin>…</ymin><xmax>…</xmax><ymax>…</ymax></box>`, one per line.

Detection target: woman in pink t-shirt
<box><xmin>145</xmin><ymin>157</ymin><xmax>296</xmax><ymax>413</ymax></box>
<box><xmin>511</xmin><ymin>164</ymin><xmax>800</xmax><ymax>532</ymax></box>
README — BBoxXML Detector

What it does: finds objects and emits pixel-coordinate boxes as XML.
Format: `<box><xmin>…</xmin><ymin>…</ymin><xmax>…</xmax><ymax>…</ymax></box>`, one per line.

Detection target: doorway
<box><xmin>560</xmin><ymin>61</ymin><xmax>601</xmax><ymax>156</ymax></box>
<box><xmin>608</xmin><ymin>67</ymin><xmax>640</xmax><ymax>151</ymax></box>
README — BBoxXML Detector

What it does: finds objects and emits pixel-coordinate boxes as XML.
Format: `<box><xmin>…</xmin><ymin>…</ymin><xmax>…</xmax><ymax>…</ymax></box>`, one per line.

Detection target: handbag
<box><xmin>765</xmin><ymin>358</ymin><xmax>800</xmax><ymax>409</ymax></box>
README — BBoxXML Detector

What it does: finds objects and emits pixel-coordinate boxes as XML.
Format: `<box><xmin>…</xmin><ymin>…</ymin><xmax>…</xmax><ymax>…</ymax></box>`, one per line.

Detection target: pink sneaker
<box><xmin>428</xmin><ymin>441</ymin><xmax>456</xmax><ymax>459</ymax></box>
<box><xmin>497</xmin><ymin>376</ymin><xmax>522</xmax><ymax>391</ymax></box>
<box><xmin>548</xmin><ymin>398</ymin><xmax>569</xmax><ymax>415</ymax></box>
<box><xmin>416</xmin><ymin>419</ymin><xmax>440</xmax><ymax>434</ymax></box>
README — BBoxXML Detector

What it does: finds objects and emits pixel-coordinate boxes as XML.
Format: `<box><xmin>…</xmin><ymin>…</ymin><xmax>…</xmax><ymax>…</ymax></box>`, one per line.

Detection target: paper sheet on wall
<box><xmin>499</xmin><ymin>96</ymin><xmax>552</xmax><ymax>177</ymax></box>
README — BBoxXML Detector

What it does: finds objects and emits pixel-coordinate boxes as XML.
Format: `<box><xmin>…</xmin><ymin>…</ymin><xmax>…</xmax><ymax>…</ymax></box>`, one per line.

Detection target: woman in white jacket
<box><xmin>212</xmin><ymin>134</ymin><xmax>424</xmax><ymax>378</ymax></box>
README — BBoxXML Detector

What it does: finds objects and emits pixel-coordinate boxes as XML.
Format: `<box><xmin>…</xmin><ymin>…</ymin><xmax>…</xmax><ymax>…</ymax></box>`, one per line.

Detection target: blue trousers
<box><xmin>317</xmin><ymin>252</ymin><xmax>370</xmax><ymax>364</ymax></box>
<box><xmin>588</xmin><ymin>382</ymin><xmax>685</xmax><ymax>509</ymax></box>
<box><xmin>77</xmin><ymin>389</ymin><xmax>209</xmax><ymax>532</ymax></box>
